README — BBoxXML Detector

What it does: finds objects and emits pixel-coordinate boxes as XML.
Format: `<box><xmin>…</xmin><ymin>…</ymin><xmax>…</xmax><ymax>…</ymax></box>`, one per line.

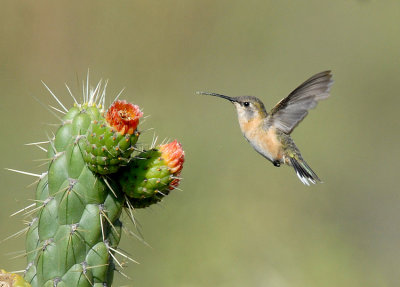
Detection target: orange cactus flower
<box><xmin>160</xmin><ymin>140</ymin><xmax>185</xmax><ymax>190</ymax></box>
<box><xmin>160</xmin><ymin>140</ymin><xmax>185</xmax><ymax>174</ymax></box>
<box><xmin>106</xmin><ymin>100</ymin><xmax>143</xmax><ymax>135</ymax></box>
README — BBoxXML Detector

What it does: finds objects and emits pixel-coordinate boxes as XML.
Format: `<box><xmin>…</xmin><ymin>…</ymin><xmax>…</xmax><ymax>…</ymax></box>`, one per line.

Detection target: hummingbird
<box><xmin>197</xmin><ymin>71</ymin><xmax>333</xmax><ymax>185</ymax></box>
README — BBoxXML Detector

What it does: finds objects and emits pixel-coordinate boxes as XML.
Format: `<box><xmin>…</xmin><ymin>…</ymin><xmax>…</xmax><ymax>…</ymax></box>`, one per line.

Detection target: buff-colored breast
<box><xmin>239</xmin><ymin>117</ymin><xmax>283</xmax><ymax>161</ymax></box>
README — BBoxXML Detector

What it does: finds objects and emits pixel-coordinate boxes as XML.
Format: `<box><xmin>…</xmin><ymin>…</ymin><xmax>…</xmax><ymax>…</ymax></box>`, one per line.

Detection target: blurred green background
<box><xmin>1</xmin><ymin>1</ymin><xmax>399</xmax><ymax>286</ymax></box>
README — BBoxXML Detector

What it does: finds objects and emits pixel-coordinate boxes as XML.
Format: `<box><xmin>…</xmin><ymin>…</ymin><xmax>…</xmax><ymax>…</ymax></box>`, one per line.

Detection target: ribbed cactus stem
<box><xmin>24</xmin><ymin>104</ymin><xmax>124</xmax><ymax>287</ymax></box>
<box><xmin>10</xmin><ymin>78</ymin><xmax>186</xmax><ymax>287</ymax></box>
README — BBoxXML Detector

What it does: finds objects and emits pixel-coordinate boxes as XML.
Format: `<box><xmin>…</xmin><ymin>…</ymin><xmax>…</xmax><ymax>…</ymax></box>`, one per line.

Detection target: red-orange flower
<box><xmin>106</xmin><ymin>100</ymin><xmax>143</xmax><ymax>135</ymax></box>
<box><xmin>160</xmin><ymin>140</ymin><xmax>185</xmax><ymax>190</ymax></box>
<box><xmin>160</xmin><ymin>140</ymin><xmax>185</xmax><ymax>174</ymax></box>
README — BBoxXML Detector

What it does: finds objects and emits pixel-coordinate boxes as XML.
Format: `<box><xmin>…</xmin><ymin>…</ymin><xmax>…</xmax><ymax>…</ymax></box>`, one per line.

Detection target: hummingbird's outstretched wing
<box><xmin>266</xmin><ymin>71</ymin><xmax>333</xmax><ymax>134</ymax></box>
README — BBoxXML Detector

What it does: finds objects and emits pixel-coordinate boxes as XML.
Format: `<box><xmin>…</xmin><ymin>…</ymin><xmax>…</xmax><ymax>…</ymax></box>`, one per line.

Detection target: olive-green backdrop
<box><xmin>1</xmin><ymin>1</ymin><xmax>399</xmax><ymax>286</ymax></box>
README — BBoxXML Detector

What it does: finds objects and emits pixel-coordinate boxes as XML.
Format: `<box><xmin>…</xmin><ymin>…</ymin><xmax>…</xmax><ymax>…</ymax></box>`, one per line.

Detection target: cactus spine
<box><xmin>12</xmin><ymin>78</ymin><xmax>185</xmax><ymax>286</ymax></box>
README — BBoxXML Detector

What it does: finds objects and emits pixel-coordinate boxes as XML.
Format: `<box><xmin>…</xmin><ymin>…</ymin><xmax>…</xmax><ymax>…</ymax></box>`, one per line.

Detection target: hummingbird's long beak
<box><xmin>196</xmin><ymin>91</ymin><xmax>237</xmax><ymax>102</ymax></box>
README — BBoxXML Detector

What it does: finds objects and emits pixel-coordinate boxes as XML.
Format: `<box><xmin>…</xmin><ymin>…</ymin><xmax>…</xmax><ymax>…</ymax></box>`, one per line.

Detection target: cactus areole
<box><xmin>21</xmin><ymin>80</ymin><xmax>184</xmax><ymax>286</ymax></box>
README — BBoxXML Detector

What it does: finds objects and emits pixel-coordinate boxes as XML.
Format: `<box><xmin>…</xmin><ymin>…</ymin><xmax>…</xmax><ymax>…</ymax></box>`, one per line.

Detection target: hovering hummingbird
<box><xmin>197</xmin><ymin>71</ymin><xmax>333</xmax><ymax>185</ymax></box>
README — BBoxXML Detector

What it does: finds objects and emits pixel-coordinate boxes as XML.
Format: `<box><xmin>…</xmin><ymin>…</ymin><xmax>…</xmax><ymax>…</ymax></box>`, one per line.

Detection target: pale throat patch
<box><xmin>234</xmin><ymin>104</ymin><xmax>255</xmax><ymax>122</ymax></box>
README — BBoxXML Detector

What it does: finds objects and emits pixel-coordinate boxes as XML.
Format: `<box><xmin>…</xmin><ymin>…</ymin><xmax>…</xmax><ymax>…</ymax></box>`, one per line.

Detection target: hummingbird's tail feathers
<box><xmin>289</xmin><ymin>157</ymin><xmax>321</xmax><ymax>186</ymax></box>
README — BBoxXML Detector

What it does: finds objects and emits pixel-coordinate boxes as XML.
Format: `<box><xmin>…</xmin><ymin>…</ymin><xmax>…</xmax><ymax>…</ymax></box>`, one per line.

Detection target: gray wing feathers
<box><xmin>267</xmin><ymin>71</ymin><xmax>333</xmax><ymax>134</ymax></box>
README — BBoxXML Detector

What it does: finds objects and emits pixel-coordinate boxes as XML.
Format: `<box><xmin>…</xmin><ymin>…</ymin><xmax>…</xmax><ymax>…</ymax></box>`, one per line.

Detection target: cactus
<box><xmin>6</xmin><ymin>77</ymin><xmax>184</xmax><ymax>286</ymax></box>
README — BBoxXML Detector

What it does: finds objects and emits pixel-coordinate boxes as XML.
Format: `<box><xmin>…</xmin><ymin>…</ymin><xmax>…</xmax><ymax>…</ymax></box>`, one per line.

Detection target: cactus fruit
<box><xmin>80</xmin><ymin>100</ymin><xmax>143</xmax><ymax>175</ymax></box>
<box><xmin>0</xmin><ymin>270</ymin><xmax>31</xmax><ymax>287</ymax></box>
<box><xmin>120</xmin><ymin>140</ymin><xmax>185</xmax><ymax>208</ymax></box>
<box><xmin>7</xmin><ymin>78</ymin><xmax>184</xmax><ymax>287</ymax></box>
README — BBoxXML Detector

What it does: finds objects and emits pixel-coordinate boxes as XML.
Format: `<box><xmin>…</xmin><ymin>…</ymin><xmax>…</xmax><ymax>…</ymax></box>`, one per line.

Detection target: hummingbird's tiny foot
<box><xmin>273</xmin><ymin>160</ymin><xmax>280</xmax><ymax>167</ymax></box>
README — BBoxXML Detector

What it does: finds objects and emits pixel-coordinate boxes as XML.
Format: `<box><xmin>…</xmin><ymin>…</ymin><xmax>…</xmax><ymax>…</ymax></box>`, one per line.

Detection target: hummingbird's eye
<box><xmin>243</xmin><ymin>102</ymin><xmax>250</xmax><ymax>107</ymax></box>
